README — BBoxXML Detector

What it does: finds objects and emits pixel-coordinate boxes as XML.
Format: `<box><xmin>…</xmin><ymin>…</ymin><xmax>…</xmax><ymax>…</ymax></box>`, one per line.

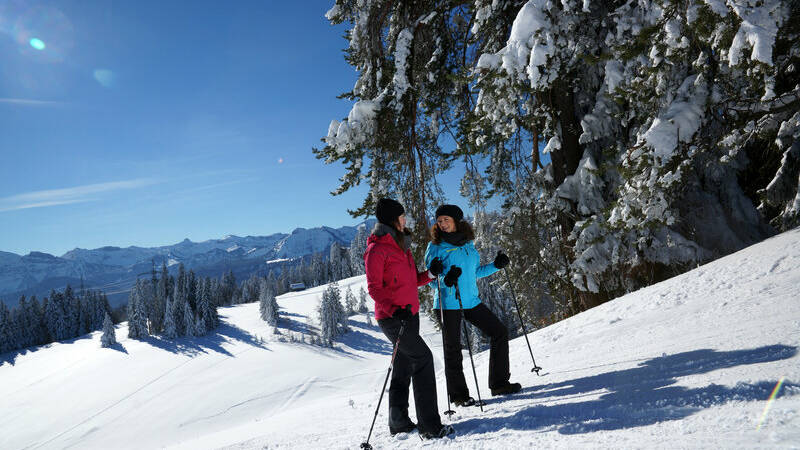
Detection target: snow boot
<box><xmin>388</xmin><ymin>407</ymin><xmax>417</xmax><ymax>435</ymax></box>
<box><xmin>419</xmin><ymin>424</ymin><xmax>455</xmax><ymax>440</ymax></box>
<box><xmin>491</xmin><ymin>382</ymin><xmax>522</xmax><ymax>396</ymax></box>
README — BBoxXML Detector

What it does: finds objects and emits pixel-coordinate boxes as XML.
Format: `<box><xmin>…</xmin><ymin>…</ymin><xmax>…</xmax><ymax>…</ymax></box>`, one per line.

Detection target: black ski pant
<box><xmin>378</xmin><ymin>314</ymin><xmax>443</xmax><ymax>434</ymax></box>
<box><xmin>437</xmin><ymin>302</ymin><xmax>510</xmax><ymax>401</ymax></box>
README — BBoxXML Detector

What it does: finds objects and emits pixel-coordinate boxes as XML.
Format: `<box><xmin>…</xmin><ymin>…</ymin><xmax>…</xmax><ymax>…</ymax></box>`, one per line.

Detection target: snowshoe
<box><xmin>491</xmin><ymin>382</ymin><xmax>522</xmax><ymax>396</ymax></box>
<box><xmin>419</xmin><ymin>424</ymin><xmax>455</xmax><ymax>440</ymax></box>
<box><xmin>452</xmin><ymin>397</ymin><xmax>476</xmax><ymax>407</ymax></box>
<box><xmin>452</xmin><ymin>396</ymin><xmax>486</xmax><ymax>407</ymax></box>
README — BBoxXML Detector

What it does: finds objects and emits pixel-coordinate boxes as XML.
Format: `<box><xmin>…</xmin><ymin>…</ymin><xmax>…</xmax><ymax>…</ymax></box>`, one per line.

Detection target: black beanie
<box><xmin>435</xmin><ymin>204</ymin><xmax>463</xmax><ymax>222</ymax></box>
<box><xmin>376</xmin><ymin>198</ymin><xmax>405</xmax><ymax>226</ymax></box>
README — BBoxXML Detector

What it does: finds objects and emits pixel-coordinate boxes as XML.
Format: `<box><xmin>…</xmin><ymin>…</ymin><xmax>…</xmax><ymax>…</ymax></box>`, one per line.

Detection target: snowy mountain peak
<box><xmin>1</xmin><ymin>219</ymin><xmax>376</xmax><ymax>304</ymax></box>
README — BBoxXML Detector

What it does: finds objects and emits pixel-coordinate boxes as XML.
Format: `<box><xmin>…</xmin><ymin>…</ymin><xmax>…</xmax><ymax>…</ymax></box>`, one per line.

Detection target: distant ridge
<box><xmin>0</xmin><ymin>219</ymin><xmax>376</xmax><ymax>307</ymax></box>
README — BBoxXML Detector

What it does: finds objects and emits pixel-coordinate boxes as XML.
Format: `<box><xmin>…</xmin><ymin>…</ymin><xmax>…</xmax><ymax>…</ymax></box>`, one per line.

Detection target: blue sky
<box><xmin>0</xmin><ymin>0</ymin><xmax>502</xmax><ymax>257</ymax></box>
<box><xmin>0</xmin><ymin>1</ymin><xmax>360</xmax><ymax>256</ymax></box>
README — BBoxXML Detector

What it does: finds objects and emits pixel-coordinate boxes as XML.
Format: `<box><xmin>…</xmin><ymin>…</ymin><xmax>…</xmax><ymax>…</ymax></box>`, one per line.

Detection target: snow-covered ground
<box><xmin>2</xmin><ymin>228</ymin><xmax>799</xmax><ymax>449</ymax></box>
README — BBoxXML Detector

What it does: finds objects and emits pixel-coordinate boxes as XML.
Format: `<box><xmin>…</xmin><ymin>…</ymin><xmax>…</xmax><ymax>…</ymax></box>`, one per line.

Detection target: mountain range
<box><xmin>0</xmin><ymin>219</ymin><xmax>376</xmax><ymax>307</ymax></box>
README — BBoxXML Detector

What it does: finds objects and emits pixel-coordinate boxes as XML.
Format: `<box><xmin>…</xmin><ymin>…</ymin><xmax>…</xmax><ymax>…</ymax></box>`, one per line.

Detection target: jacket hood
<box><xmin>369</xmin><ymin>222</ymin><xmax>411</xmax><ymax>251</ymax></box>
<box><xmin>371</xmin><ymin>222</ymin><xmax>396</xmax><ymax>237</ymax></box>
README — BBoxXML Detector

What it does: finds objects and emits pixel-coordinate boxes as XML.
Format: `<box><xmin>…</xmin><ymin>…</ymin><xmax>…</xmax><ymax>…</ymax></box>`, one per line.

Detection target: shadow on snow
<box><xmin>457</xmin><ymin>344</ymin><xmax>798</xmax><ymax>435</ymax></box>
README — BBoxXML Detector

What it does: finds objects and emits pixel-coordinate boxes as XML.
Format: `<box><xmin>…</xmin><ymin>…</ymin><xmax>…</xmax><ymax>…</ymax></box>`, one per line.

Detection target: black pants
<box><xmin>436</xmin><ymin>303</ymin><xmax>510</xmax><ymax>401</ymax></box>
<box><xmin>378</xmin><ymin>314</ymin><xmax>443</xmax><ymax>434</ymax></box>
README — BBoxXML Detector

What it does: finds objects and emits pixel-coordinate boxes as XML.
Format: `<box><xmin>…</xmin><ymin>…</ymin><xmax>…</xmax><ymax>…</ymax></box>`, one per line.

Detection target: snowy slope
<box><xmin>1</xmin><ymin>228</ymin><xmax>799</xmax><ymax>449</ymax></box>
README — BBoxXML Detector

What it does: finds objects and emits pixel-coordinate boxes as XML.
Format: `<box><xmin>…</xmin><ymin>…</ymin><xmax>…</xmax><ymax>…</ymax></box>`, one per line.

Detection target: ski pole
<box><xmin>454</xmin><ymin>281</ymin><xmax>485</xmax><ymax>412</ymax></box>
<box><xmin>503</xmin><ymin>268</ymin><xmax>543</xmax><ymax>375</ymax></box>
<box><xmin>360</xmin><ymin>320</ymin><xmax>406</xmax><ymax>450</ymax></box>
<box><xmin>435</xmin><ymin>276</ymin><xmax>456</xmax><ymax>417</ymax></box>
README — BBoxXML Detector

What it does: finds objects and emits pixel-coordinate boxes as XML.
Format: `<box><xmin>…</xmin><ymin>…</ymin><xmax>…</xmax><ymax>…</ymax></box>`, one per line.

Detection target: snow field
<box><xmin>1</xmin><ymin>229</ymin><xmax>799</xmax><ymax>449</ymax></box>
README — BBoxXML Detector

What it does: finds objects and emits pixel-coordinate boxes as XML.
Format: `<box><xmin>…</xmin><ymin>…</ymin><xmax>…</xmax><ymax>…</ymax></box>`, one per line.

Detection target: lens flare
<box><xmin>756</xmin><ymin>376</ymin><xmax>786</xmax><ymax>430</ymax></box>
<box><xmin>93</xmin><ymin>69</ymin><xmax>115</xmax><ymax>88</ymax></box>
<box><xmin>29</xmin><ymin>38</ymin><xmax>45</xmax><ymax>50</ymax></box>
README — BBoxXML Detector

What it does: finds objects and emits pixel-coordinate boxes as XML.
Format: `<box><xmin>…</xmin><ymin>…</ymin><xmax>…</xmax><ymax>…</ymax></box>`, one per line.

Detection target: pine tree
<box><xmin>344</xmin><ymin>286</ymin><xmax>357</xmax><ymax>316</ymax></box>
<box><xmin>0</xmin><ymin>302</ymin><xmax>12</xmax><ymax>354</ymax></box>
<box><xmin>172</xmin><ymin>280</ymin><xmax>187</xmax><ymax>336</ymax></box>
<box><xmin>13</xmin><ymin>296</ymin><xmax>32</xmax><ymax>350</ymax></box>
<box><xmin>127</xmin><ymin>280</ymin><xmax>149</xmax><ymax>339</ymax></box>
<box><xmin>221</xmin><ymin>270</ymin><xmax>237</xmax><ymax>306</ymax></box>
<box><xmin>349</xmin><ymin>224</ymin><xmax>369</xmax><ymax>274</ymax></box>
<box><xmin>163</xmin><ymin>295</ymin><xmax>178</xmax><ymax>339</ymax></box>
<box><xmin>194</xmin><ymin>312</ymin><xmax>207</xmax><ymax>336</ymax></box>
<box><xmin>29</xmin><ymin>296</ymin><xmax>47</xmax><ymax>345</ymax></box>
<box><xmin>242</xmin><ymin>274</ymin><xmax>261</xmax><ymax>304</ymax></box>
<box><xmin>317</xmin><ymin>282</ymin><xmax>348</xmax><ymax>347</ymax></box>
<box><xmin>183</xmin><ymin>303</ymin><xmax>195</xmax><ymax>338</ymax></box>
<box><xmin>357</xmin><ymin>286</ymin><xmax>369</xmax><ymax>313</ymax></box>
<box><xmin>100</xmin><ymin>313</ymin><xmax>116</xmax><ymax>348</ymax></box>
<box><xmin>65</xmin><ymin>285</ymin><xmax>81</xmax><ymax>339</ymax></box>
<box><xmin>258</xmin><ymin>279</ymin><xmax>279</xmax><ymax>326</ymax></box>
<box><xmin>187</xmin><ymin>269</ymin><xmax>198</xmax><ymax>312</ymax></box>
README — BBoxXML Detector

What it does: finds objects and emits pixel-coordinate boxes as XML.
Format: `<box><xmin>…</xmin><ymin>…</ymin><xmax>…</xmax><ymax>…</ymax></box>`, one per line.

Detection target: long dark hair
<box><xmin>429</xmin><ymin>220</ymin><xmax>475</xmax><ymax>244</ymax></box>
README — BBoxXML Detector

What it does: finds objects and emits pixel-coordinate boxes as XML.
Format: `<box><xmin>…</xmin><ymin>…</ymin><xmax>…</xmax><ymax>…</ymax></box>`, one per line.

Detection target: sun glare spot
<box><xmin>29</xmin><ymin>38</ymin><xmax>46</xmax><ymax>50</ymax></box>
<box><xmin>93</xmin><ymin>69</ymin><xmax>115</xmax><ymax>88</ymax></box>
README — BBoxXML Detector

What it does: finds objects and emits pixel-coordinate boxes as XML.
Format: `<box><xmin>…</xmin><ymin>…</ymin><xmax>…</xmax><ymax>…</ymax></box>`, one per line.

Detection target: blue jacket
<box><xmin>424</xmin><ymin>240</ymin><xmax>499</xmax><ymax>310</ymax></box>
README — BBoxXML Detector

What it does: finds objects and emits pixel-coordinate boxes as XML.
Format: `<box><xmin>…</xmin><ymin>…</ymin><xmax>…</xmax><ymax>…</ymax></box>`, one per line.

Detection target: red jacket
<box><xmin>364</xmin><ymin>231</ymin><xmax>433</xmax><ymax>320</ymax></box>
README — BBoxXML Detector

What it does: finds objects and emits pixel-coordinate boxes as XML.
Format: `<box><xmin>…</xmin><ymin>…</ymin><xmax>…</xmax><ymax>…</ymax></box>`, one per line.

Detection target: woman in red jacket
<box><xmin>364</xmin><ymin>198</ymin><xmax>454</xmax><ymax>440</ymax></box>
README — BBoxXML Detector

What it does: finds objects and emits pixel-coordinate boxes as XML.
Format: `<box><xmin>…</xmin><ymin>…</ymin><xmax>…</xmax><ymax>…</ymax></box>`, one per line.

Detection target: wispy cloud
<box><xmin>0</xmin><ymin>179</ymin><xmax>159</xmax><ymax>212</ymax></box>
<box><xmin>0</xmin><ymin>98</ymin><xmax>63</xmax><ymax>107</ymax></box>
<box><xmin>169</xmin><ymin>177</ymin><xmax>261</xmax><ymax>197</ymax></box>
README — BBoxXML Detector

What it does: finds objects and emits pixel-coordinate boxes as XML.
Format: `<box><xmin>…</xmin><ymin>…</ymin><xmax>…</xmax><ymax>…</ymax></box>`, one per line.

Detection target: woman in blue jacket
<box><xmin>424</xmin><ymin>204</ymin><xmax>521</xmax><ymax>407</ymax></box>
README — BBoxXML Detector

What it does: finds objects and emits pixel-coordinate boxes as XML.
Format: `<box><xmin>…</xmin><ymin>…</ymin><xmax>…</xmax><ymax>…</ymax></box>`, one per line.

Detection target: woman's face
<box><xmin>436</xmin><ymin>215</ymin><xmax>456</xmax><ymax>233</ymax></box>
<box><xmin>396</xmin><ymin>214</ymin><xmax>407</xmax><ymax>231</ymax></box>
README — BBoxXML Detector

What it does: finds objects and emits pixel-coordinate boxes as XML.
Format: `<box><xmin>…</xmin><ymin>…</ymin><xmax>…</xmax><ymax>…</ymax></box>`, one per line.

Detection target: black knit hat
<box><xmin>435</xmin><ymin>204</ymin><xmax>463</xmax><ymax>222</ymax></box>
<box><xmin>375</xmin><ymin>198</ymin><xmax>405</xmax><ymax>226</ymax></box>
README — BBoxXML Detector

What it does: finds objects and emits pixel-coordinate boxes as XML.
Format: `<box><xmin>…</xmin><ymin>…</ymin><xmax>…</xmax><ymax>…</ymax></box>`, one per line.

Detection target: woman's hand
<box><xmin>443</xmin><ymin>265</ymin><xmax>462</xmax><ymax>287</ymax></box>
<box><xmin>429</xmin><ymin>257</ymin><xmax>444</xmax><ymax>276</ymax></box>
<box><xmin>493</xmin><ymin>251</ymin><xmax>510</xmax><ymax>269</ymax></box>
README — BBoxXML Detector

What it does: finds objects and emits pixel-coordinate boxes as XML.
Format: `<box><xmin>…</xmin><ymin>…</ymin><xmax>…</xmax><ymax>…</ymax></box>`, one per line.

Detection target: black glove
<box><xmin>443</xmin><ymin>265</ymin><xmax>462</xmax><ymax>287</ymax></box>
<box><xmin>392</xmin><ymin>304</ymin><xmax>413</xmax><ymax>321</ymax></box>
<box><xmin>429</xmin><ymin>257</ymin><xmax>444</xmax><ymax>276</ymax></box>
<box><xmin>493</xmin><ymin>251</ymin><xmax>510</xmax><ymax>269</ymax></box>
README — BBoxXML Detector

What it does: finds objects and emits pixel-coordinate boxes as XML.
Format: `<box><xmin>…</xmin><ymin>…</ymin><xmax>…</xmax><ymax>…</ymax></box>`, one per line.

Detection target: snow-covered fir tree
<box><xmin>197</xmin><ymin>278</ymin><xmax>218</xmax><ymax>332</ymax></box>
<box><xmin>317</xmin><ymin>282</ymin><xmax>348</xmax><ymax>347</ymax></box>
<box><xmin>344</xmin><ymin>286</ymin><xmax>357</xmax><ymax>316</ymax></box>
<box><xmin>357</xmin><ymin>286</ymin><xmax>369</xmax><ymax>313</ymax></box>
<box><xmin>242</xmin><ymin>273</ymin><xmax>261</xmax><ymax>304</ymax></box>
<box><xmin>258</xmin><ymin>279</ymin><xmax>279</xmax><ymax>326</ymax></box>
<box><xmin>322</xmin><ymin>0</ymin><xmax>799</xmax><ymax>324</ymax></box>
<box><xmin>194</xmin><ymin>312</ymin><xmax>207</xmax><ymax>337</ymax></box>
<box><xmin>319</xmin><ymin>0</ymin><xmax>453</xmax><ymax>262</ymax></box>
<box><xmin>183</xmin><ymin>303</ymin><xmax>195</xmax><ymax>338</ymax></box>
<box><xmin>0</xmin><ymin>302</ymin><xmax>12</xmax><ymax>354</ymax></box>
<box><xmin>163</xmin><ymin>296</ymin><xmax>178</xmax><ymax>339</ymax></box>
<box><xmin>100</xmin><ymin>313</ymin><xmax>116</xmax><ymax>348</ymax></box>
<box><xmin>127</xmin><ymin>280</ymin><xmax>149</xmax><ymax>339</ymax></box>
<box><xmin>348</xmin><ymin>224</ymin><xmax>369</xmax><ymax>274</ymax></box>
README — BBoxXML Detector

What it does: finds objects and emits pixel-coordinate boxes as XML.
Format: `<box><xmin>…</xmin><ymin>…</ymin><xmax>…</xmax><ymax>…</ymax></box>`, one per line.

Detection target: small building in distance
<box><xmin>289</xmin><ymin>282</ymin><xmax>306</xmax><ymax>292</ymax></box>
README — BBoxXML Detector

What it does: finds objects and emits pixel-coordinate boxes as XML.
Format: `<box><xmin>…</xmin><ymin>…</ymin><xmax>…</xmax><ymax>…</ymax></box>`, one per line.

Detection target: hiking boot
<box><xmin>491</xmin><ymin>382</ymin><xmax>522</xmax><ymax>396</ymax></box>
<box><xmin>389</xmin><ymin>422</ymin><xmax>417</xmax><ymax>435</ymax></box>
<box><xmin>388</xmin><ymin>406</ymin><xmax>416</xmax><ymax>435</ymax></box>
<box><xmin>452</xmin><ymin>397</ymin><xmax>477</xmax><ymax>407</ymax></box>
<box><xmin>419</xmin><ymin>424</ymin><xmax>455</xmax><ymax>440</ymax></box>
